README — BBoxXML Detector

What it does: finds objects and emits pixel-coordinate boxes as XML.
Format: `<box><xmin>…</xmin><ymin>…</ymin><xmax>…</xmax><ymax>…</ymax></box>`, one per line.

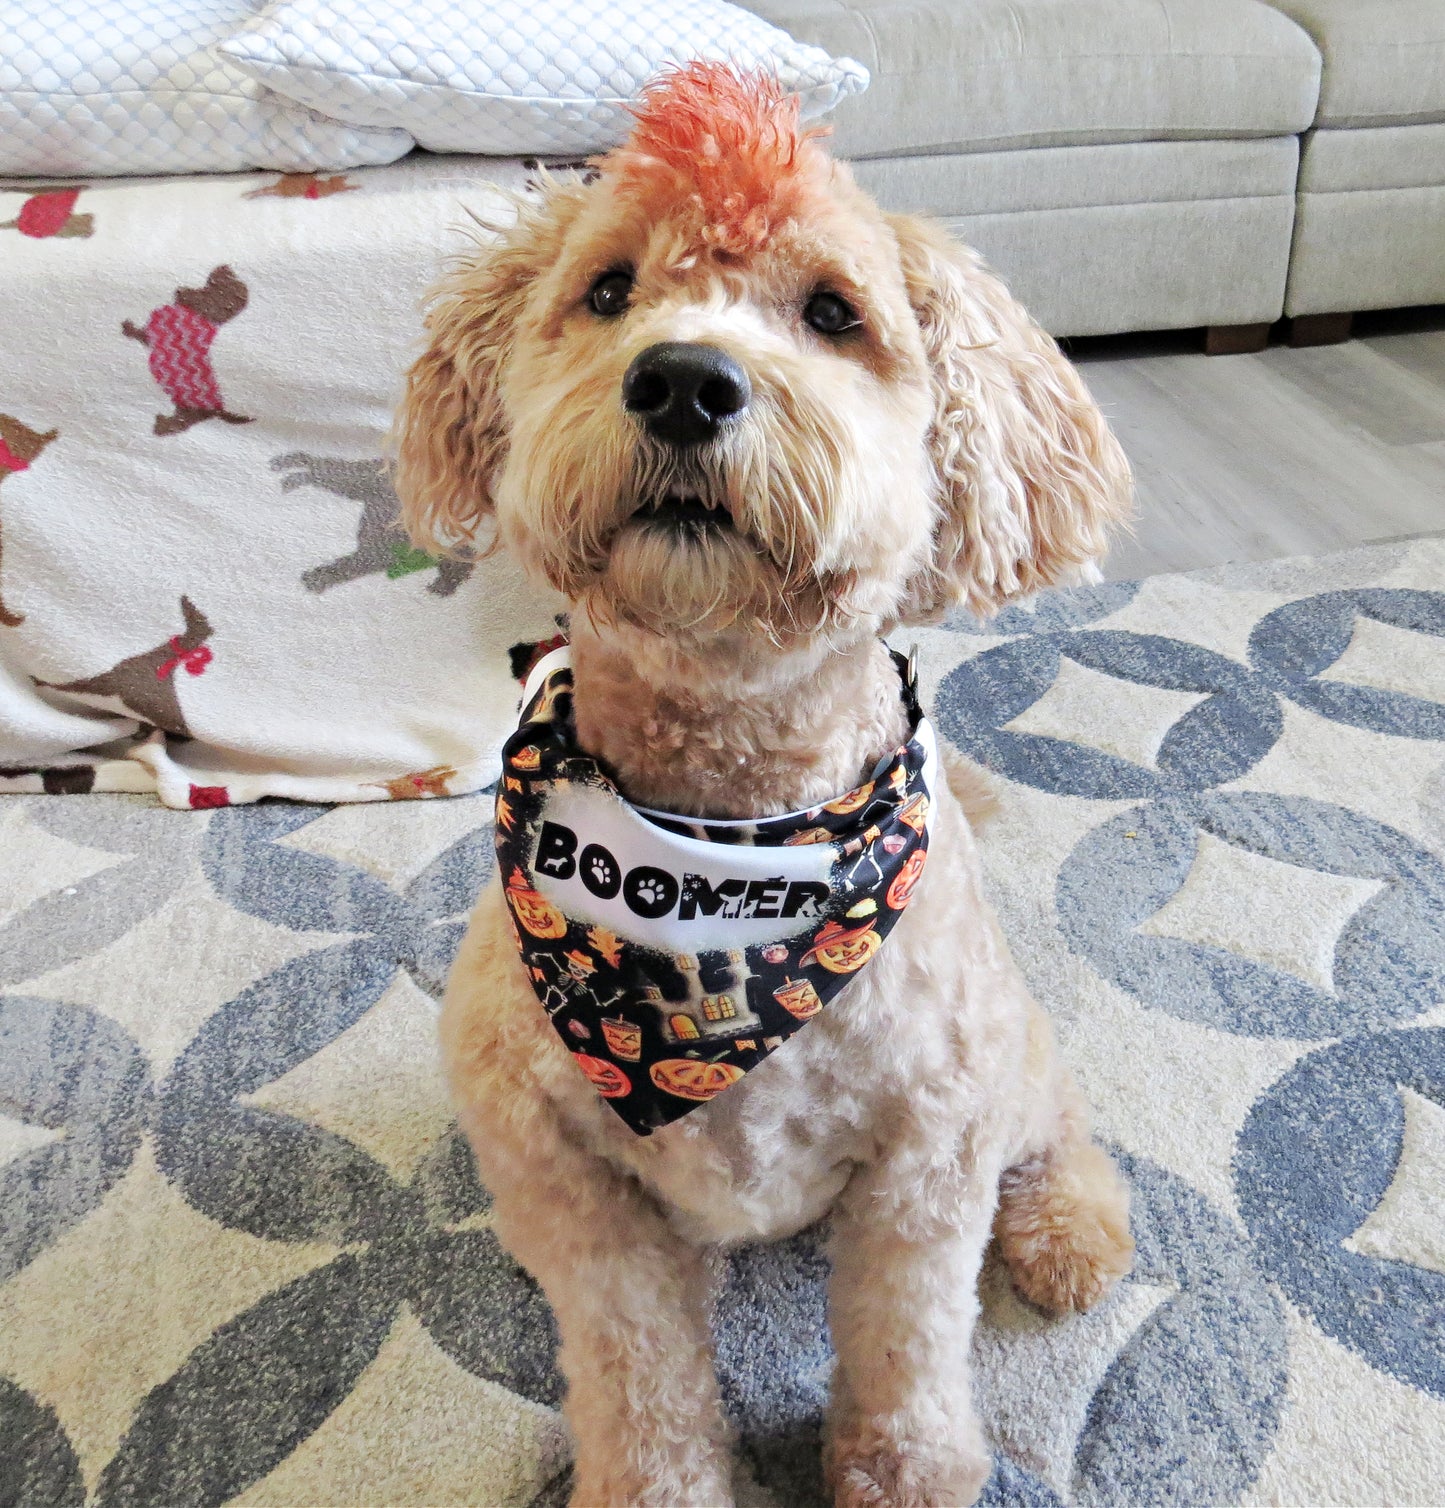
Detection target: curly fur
<box><xmin>396</xmin><ymin>65</ymin><xmax>1134</xmax><ymax>1508</ymax></box>
<box><xmin>610</xmin><ymin>62</ymin><xmax>830</xmax><ymax>256</ymax></box>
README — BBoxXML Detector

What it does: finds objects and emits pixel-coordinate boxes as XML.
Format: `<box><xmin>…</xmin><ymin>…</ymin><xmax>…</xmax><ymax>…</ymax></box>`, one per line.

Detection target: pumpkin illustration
<box><xmin>574</xmin><ymin>1053</ymin><xmax>631</xmax><ymax>1098</ymax></box>
<box><xmin>512</xmin><ymin>744</ymin><xmax>542</xmax><ymax>771</ymax></box>
<box><xmin>886</xmin><ymin>848</ymin><xmax>927</xmax><ymax>909</ymax></box>
<box><xmin>898</xmin><ymin>792</ymin><xmax>930</xmax><ymax>834</ymax></box>
<box><xmin>650</xmin><ymin>1058</ymin><xmax>746</xmax><ymax>1102</ymax></box>
<box><xmin>505</xmin><ymin>868</ymin><xmax>567</xmax><ymax>939</ymax></box>
<box><xmin>800</xmin><ymin>918</ymin><xmax>882</xmax><ymax>974</ymax></box>
<box><xmin>824</xmin><ymin>780</ymin><xmax>874</xmax><ymax>815</ymax></box>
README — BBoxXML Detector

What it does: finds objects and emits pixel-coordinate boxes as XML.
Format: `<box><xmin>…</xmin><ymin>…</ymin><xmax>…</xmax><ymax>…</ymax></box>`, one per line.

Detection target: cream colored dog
<box><xmin>396</xmin><ymin>63</ymin><xmax>1136</xmax><ymax>1508</ymax></box>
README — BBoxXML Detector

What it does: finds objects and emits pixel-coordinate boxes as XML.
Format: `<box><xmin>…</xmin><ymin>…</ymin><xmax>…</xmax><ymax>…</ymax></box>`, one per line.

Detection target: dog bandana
<box><xmin>496</xmin><ymin>644</ymin><xmax>938</xmax><ymax>1135</ymax></box>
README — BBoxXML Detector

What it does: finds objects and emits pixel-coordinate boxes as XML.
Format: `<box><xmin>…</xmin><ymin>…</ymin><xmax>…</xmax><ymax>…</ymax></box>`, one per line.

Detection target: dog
<box><xmin>0</xmin><ymin>413</ymin><xmax>59</xmax><ymax>626</ymax></box>
<box><xmin>275</xmin><ymin>451</ymin><xmax>475</xmax><ymax>596</ymax></box>
<box><xmin>395</xmin><ymin>62</ymin><xmax>1136</xmax><ymax>1508</ymax></box>
<box><xmin>123</xmin><ymin>265</ymin><xmax>252</xmax><ymax>436</ymax></box>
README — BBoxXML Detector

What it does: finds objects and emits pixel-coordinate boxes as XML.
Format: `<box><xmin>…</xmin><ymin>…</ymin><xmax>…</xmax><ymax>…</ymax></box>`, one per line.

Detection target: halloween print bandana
<box><xmin>496</xmin><ymin>644</ymin><xmax>938</xmax><ymax>1135</ymax></box>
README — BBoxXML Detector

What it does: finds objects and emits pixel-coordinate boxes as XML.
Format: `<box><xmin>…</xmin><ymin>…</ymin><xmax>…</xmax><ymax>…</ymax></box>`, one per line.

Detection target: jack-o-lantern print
<box><xmin>800</xmin><ymin>918</ymin><xmax>882</xmax><ymax>974</ymax></box>
<box><xmin>505</xmin><ymin>868</ymin><xmax>567</xmax><ymax>939</ymax></box>
<box><xmin>886</xmin><ymin>849</ymin><xmax>927</xmax><ymax>909</ymax></box>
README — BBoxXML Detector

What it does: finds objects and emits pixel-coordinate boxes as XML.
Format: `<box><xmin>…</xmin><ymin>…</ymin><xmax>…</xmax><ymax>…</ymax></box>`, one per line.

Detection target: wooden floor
<box><xmin>1064</xmin><ymin>306</ymin><xmax>1445</xmax><ymax>580</ymax></box>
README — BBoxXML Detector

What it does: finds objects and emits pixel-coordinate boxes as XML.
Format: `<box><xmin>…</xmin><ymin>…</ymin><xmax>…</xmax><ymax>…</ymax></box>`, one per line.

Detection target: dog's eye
<box><xmin>803</xmin><ymin>291</ymin><xmax>861</xmax><ymax>336</ymax></box>
<box><xmin>587</xmin><ymin>270</ymin><xmax>633</xmax><ymax>317</ymax></box>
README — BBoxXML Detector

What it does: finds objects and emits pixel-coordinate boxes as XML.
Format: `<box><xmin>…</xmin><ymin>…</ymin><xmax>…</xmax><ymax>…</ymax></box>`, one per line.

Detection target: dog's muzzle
<box><xmin>622</xmin><ymin>341</ymin><xmax>750</xmax><ymax>448</ymax></box>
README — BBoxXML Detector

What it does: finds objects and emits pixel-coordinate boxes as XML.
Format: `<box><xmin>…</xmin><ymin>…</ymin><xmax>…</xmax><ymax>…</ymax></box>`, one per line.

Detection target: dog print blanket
<box><xmin>0</xmin><ymin>154</ymin><xmax>571</xmax><ymax>808</ymax></box>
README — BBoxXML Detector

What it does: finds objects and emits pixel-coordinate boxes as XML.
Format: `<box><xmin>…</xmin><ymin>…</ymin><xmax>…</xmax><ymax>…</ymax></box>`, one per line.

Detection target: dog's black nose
<box><xmin>622</xmin><ymin>342</ymin><xmax>750</xmax><ymax>447</ymax></box>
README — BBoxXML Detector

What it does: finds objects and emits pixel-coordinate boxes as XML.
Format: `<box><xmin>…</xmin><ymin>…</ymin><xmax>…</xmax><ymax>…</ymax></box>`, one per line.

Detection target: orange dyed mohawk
<box><xmin>605</xmin><ymin>61</ymin><xmax>828</xmax><ymax>254</ymax></box>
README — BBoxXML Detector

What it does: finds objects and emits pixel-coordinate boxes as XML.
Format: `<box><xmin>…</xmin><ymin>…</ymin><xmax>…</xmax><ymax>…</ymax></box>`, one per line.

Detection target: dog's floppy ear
<box><xmin>888</xmin><ymin>214</ymin><xmax>1133</xmax><ymax>621</ymax></box>
<box><xmin>393</xmin><ymin>183</ymin><xmax>587</xmax><ymax>556</ymax></box>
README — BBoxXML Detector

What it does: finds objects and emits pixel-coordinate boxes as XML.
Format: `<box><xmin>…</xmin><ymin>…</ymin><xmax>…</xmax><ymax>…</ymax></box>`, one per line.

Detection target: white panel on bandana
<box><xmin>528</xmin><ymin>780</ymin><xmax>839</xmax><ymax>953</ymax></box>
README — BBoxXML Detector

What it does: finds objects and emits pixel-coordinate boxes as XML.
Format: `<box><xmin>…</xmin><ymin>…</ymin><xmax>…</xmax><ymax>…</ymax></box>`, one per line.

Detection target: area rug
<box><xmin>2</xmin><ymin>538</ymin><xmax>1442</xmax><ymax>1508</ymax></box>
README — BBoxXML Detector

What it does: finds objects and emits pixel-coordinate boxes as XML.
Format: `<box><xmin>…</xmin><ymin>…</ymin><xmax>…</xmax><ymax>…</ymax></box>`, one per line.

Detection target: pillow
<box><xmin>218</xmin><ymin>0</ymin><xmax>869</xmax><ymax>156</ymax></box>
<box><xmin>0</xmin><ymin>0</ymin><xmax>412</xmax><ymax>177</ymax></box>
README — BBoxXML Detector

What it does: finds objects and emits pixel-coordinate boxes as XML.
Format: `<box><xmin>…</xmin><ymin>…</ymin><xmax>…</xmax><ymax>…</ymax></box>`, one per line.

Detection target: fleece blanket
<box><xmin>0</xmin><ymin>539</ymin><xmax>1441</xmax><ymax>1507</ymax></box>
<box><xmin>0</xmin><ymin>152</ymin><xmax>571</xmax><ymax>809</ymax></box>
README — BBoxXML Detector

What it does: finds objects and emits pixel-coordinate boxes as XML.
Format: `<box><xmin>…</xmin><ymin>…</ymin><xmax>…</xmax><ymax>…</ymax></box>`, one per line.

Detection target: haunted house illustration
<box><xmin>648</xmin><ymin>949</ymin><xmax>763</xmax><ymax>1045</ymax></box>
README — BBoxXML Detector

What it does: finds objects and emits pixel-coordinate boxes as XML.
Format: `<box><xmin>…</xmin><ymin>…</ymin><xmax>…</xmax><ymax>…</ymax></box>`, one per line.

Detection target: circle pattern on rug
<box><xmin>1248</xmin><ymin>588</ymin><xmax>1445</xmax><ymax>739</ymax></box>
<box><xmin>1234</xmin><ymin>1028</ymin><xmax>1445</xmax><ymax>1398</ymax></box>
<box><xmin>937</xmin><ymin>632</ymin><xmax>1282</xmax><ymax>799</ymax></box>
<box><xmin>946</xmin><ymin>580</ymin><xmax>1142</xmax><ymax>638</ymax></box>
<box><xmin>936</xmin><ymin>589</ymin><xmax>1445</xmax><ymax>801</ymax></box>
<box><xmin>1057</xmin><ymin>792</ymin><xmax>1445</xmax><ymax>1038</ymax></box>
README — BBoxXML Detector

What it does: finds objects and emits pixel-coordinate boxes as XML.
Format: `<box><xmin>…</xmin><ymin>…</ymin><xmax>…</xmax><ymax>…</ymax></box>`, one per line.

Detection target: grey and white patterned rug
<box><xmin>3</xmin><ymin>540</ymin><xmax>1443</xmax><ymax>1508</ymax></box>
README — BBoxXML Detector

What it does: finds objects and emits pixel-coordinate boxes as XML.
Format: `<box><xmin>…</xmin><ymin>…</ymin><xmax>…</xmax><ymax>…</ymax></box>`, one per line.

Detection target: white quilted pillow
<box><xmin>0</xmin><ymin>0</ymin><xmax>413</xmax><ymax>177</ymax></box>
<box><xmin>218</xmin><ymin>0</ymin><xmax>869</xmax><ymax>156</ymax></box>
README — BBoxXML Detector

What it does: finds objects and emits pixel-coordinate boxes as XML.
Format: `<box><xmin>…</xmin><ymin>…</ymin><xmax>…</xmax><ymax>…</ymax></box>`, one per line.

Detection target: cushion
<box><xmin>1267</xmin><ymin>0</ymin><xmax>1445</xmax><ymax>127</ymax></box>
<box><xmin>0</xmin><ymin>0</ymin><xmax>412</xmax><ymax>178</ymax></box>
<box><xmin>218</xmin><ymin>0</ymin><xmax>869</xmax><ymax>157</ymax></box>
<box><xmin>747</xmin><ymin>0</ymin><xmax>1322</xmax><ymax>158</ymax></box>
<box><xmin>0</xmin><ymin>153</ymin><xmax>566</xmax><ymax>807</ymax></box>
<box><xmin>854</xmin><ymin>137</ymin><xmax>1299</xmax><ymax>218</ymax></box>
<box><xmin>1300</xmin><ymin>122</ymin><xmax>1445</xmax><ymax>193</ymax></box>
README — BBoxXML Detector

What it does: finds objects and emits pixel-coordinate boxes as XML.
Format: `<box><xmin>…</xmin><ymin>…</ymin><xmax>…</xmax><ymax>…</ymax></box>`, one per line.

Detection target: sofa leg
<box><xmin>1204</xmin><ymin>322</ymin><xmax>1271</xmax><ymax>355</ymax></box>
<box><xmin>1290</xmin><ymin>312</ymin><xmax>1354</xmax><ymax>347</ymax></box>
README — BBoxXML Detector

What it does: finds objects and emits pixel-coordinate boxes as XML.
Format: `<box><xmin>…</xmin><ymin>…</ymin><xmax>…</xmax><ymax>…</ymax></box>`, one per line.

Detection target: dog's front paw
<box><xmin>828</xmin><ymin>1429</ymin><xmax>991</xmax><ymax>1508</ymax></box>
<box><xmin>996</xmin><ymin>1141</ymin><xmax>1133</xmax><ymax>1315</ymax></box>
<box><xmin>570</xmin><ymin>1463</ymin><xmax>735</xmax><ymax>1508</ymax></box>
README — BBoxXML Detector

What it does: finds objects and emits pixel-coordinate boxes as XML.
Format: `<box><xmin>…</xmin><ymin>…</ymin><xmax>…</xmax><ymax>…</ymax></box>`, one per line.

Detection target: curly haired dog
<box><xmin>396</xmin><ymin>63</ymin><xmax>1135</xmax><ymax>1508</ymax></box>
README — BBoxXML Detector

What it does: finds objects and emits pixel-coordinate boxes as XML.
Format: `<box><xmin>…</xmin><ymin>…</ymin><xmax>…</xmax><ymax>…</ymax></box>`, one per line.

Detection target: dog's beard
<box><xmin>502</xmin><ymin>407</ymin><xmax>885</xmax><ymax>645</ymax></box>
<box><xmin>601</xmin><ymin>511</ymin><xmax>791</xmax><ymax>639</ymax></box>
<box><xmin>593</xmin><ymin>443</ymin><xmax>850</xmax><ymax>641</ymax></box>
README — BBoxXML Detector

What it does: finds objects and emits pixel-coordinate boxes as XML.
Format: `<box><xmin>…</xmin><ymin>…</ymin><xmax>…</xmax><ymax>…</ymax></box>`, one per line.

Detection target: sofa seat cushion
<box><xmin>748</xmin><ymin>0</ymin><xmax>1321</xmax><ymax>158</ymax></box>
<box><xmin>854</xmin><ymin>137</ymin><xmax>1299</xmax><ymax>218</ymax></box>
<box><xmin>1267</xmin><ymin>1</ymin><xmax>1445</xmax><ymax>127</ymax></box>
<box><xmin>1300</xmin><ymin>122</ymin><xmax>1445</xmax><ymax>193</ymax></box>
<box><xmin>853</xmin><ymin>136</ymin><xmax>1301</xmax><ymax>335</ymax></box>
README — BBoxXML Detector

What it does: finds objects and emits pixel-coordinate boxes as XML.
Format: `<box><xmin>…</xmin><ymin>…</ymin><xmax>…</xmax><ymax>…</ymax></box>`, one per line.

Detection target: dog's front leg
<box><xmin>478</xmin><ymin>1119</ymin><xmax>733</xmax><ymax>1508</ymax></box>
<box><xmin>824</xmin><ymin>1150</ymin><xmax>1001</xmax><ymax>1508</ymax></box>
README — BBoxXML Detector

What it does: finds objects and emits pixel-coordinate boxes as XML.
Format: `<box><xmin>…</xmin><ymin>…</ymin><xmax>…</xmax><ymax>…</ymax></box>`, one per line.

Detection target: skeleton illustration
<box><xmin>536</xmin><ymin>948</ymin><xmax>627</xmax><ymax>1019</ymax></box>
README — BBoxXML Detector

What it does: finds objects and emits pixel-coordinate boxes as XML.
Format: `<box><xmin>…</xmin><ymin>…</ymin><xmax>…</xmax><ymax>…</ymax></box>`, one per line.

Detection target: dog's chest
<box><xmin>600</xmin><ymin>964</ymin><xmax>910</xmax><ymax>1246</ymax></box>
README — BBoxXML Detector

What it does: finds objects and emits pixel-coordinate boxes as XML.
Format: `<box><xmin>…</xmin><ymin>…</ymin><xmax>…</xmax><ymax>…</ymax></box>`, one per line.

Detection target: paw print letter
<box><xmin>624</xmin><ymin>868</ymin><xmax>678</xmax><ymax>920</ymax></box>
<box><xmin>527</xmin><ymin>820</ymin><xmax>685</xmax><ymax>920</ymax></box>
<box><xmin>581</xmin><ymin>846</ymin><xmax>621</xmax><ymax>899</ymax></box>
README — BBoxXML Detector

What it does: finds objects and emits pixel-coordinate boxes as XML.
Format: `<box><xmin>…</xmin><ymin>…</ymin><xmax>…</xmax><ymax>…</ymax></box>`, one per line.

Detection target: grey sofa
<box><xmin>1271</xmin><ymin>0</ymin><xmax>1445</xmax><ymax>341</ymax></box>
<box><xmin>753</xmin><ymin>0</ymin><xmax>1445</xmax><ymax>349</ymax></box>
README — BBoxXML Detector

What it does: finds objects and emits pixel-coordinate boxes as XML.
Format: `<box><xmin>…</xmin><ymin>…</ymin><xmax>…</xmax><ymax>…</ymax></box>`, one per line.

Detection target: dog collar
<box><xmin>495</xmin><ymin>643</ymin><xmax>938</xmax><ymax>1135</ymax></box>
